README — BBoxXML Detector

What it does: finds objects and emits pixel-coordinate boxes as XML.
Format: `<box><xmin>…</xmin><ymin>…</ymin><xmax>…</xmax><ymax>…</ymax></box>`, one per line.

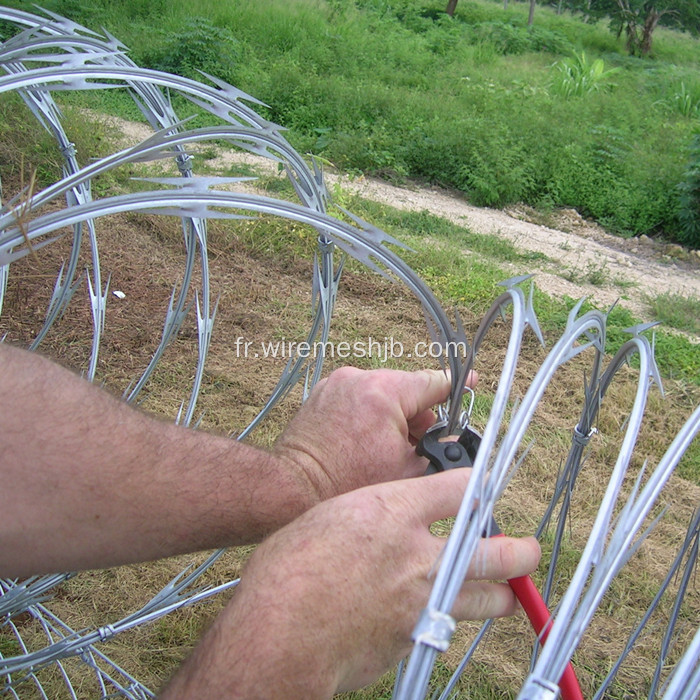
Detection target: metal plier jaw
<box><xmin>417</xmin><ymin>420</ymin><xmax>482</xmax><ymax>475</ymax></box>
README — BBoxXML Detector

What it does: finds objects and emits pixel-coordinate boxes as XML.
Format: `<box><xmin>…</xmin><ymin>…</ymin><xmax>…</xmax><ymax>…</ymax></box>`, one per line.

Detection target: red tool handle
<box><xmin>508</xmin><ymin>573</ymin><xmax>583</xmax><ymax>700</ymax></box>
<box><xmin>491</xmin><ymin>531</ymin><xmax>584</xmax><ymax>700</ymax></box>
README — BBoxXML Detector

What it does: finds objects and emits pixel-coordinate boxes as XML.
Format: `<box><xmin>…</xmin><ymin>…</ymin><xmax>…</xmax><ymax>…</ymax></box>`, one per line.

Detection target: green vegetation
<box><xmin>646</xmin><ymin>290</ymin><xmax>700</xmax><ymax>335</ymax></box>
<box><xmin>550</xmin><ymin>51</ymin><xmax>620</xmax><ymax>97</ymax></box>
<box><xmin>678</xmin><ymin>133</ymin><xmax>700</xmax><ymax>247</ymax></box>
<box><xmin>2</xmin><ymin>0</ymin><xmax>699</xmax><ymax>245</ymax></box>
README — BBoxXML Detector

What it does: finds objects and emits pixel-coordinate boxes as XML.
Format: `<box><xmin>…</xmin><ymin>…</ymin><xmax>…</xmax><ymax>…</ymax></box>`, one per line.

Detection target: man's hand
<box><xmin>274</xmin><ymin>366</ymin><xmax>475</xmax><ymax>501</ymax></box>
<box><xmin>162</xmin><ymin>468</ymin><xmax>540</xmax><ymax>699</ymax></box>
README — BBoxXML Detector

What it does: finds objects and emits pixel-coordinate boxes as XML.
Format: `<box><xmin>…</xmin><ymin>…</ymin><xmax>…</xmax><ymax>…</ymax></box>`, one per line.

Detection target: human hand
<box><xmin>161</xmin><ymin>467</ymin><xmax>539</xmax><ymax>699</ymax></box>
<box><xmin>273</xmin><ymin>366</ymin><xmax>476</xmax><ymax>502</ymax></box>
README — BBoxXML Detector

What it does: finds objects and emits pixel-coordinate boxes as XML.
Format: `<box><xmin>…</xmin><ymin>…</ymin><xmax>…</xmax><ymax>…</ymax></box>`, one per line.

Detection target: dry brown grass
<box><xmin>0</xmin><ymin>166</ymin><xmax>698</xmax><ymax>699</ymax></box>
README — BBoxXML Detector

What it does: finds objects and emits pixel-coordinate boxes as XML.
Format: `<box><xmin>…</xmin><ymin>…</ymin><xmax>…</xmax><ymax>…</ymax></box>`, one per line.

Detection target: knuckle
<box><xmin>326</xmin><ymin>365</ymin><xmax>362</xmax><ymax>384</ymax></box>
<box><xmin>469</xmin><ymin>584</ymin><xmax>493</xmax><ymax>620</ymax></box>
<box><xmin>496</xmin><ymin>538</ymin><xmax>518</xmax><ymax>575</ymax></box>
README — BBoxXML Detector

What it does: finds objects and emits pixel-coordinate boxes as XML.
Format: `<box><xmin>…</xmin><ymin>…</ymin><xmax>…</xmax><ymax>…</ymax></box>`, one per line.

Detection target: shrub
<box><xmin>468</xmin><ymin>21</ymin><xmax>573</xmax><ymax>56</ymax></box>
<box><xmin>140</xmin><ymin>17</ymin><xmax>241</xmax><ymax>84</ymax></box>
<box><xmin>677</xmin><ymin>133</ymin><xmax>700</xmax><ymax>249</ymax></box>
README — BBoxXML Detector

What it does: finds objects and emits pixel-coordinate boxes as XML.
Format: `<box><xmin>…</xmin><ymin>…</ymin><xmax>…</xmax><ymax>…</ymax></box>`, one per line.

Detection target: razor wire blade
<box><xmin>0</xmin><ymin>7</ymin><xmax>698</xmax><ymax>699</ymax></box>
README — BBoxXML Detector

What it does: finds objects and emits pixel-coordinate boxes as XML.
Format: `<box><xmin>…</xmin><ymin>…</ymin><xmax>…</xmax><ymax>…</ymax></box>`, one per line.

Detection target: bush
<box><xmin>469</xmin><ymin>21</ymin><xmax>573</xmax><ymax>56</ymax></box>
<box><xmin>677</xmin><ymin>133</ymin><xmax>700</xmax><ymax>249</ymax></box>
<box><xmin>140</xmin><ymin>17</ymin><xmax>241</xmax><ymax>84</ymax></box>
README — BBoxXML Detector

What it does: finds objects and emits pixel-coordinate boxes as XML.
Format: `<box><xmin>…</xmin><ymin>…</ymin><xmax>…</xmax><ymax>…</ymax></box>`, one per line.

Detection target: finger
<box><xmin>394</xmin><ymin>369</ymin><xmax>451</xmax><ymax>421</ymax></box>
<box><xmin>305</xmin><ymin>375</ymin><xmax>328</xmax><ymax>398</ymax></box>
<box><xmin>464</xmin><ymin>536</ymin><xmax>541</xmax><ymax>581</ymax></box>
<box><xmin>406</xmin><ymin>369</ymin><xmax>479</xmax><ymax>441</ymax></box>
<box><xmin>452</xmin><ymin>581</ymin><xmax>521</xmax><ymax>620</ymax></box>
<box><xmin>398</xmin><ymin>468</ymin><xmax>472</xmax><ymax>524</ymax></box>
<box><xmin>407</xmin><ymin>407</ymin><xmax>438</xmax><ymax>443</ymax></box>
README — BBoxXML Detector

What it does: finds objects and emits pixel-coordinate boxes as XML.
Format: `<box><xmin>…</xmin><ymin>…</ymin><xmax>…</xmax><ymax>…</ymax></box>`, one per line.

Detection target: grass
<box><xmin>646</xmin><ymin>291</ymin><xmax>700</xmax><ymax>335</ymax></box>
<box><xmin>561</xmin><ymin>261</ymin><xmax>610</xmax><ymax>287</ymax></box>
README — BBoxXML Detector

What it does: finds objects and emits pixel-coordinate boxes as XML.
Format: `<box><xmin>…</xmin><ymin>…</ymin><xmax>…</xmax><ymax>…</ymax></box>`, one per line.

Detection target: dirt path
<box><xmin>330</xmin><ymin>173</ymin><xmax>700</xmax><ymax>325</ymax></box>
<box><xmin>108</xmin><ymin>113</ymin><xmax>700</xmax><ymax>332</ymax></box>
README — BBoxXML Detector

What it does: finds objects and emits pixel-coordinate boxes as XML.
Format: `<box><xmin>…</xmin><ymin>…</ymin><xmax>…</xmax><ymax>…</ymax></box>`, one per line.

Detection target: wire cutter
<box><xmin>416</xmin><ymin>419</ymin><xmax>482</xmax><ymax>475</ymax></box>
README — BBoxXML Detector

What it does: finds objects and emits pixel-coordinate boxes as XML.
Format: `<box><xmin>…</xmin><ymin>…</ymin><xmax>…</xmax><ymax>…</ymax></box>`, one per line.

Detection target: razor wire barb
<box><xmin>0</xmin><ymin>7</ymin><xmax>698</xmax><ymax>699</ymax></box>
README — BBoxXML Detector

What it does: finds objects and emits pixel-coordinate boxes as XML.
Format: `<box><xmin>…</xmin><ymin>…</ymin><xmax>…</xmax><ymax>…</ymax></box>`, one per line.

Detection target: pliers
<box><xmin>416</xmin><ymin>419</ymin><xmax>482</xmax><ymax>475</ymax></box>
<box><xmin>416</xmin><ymin>415</ymin><xmax>584</xmax><ymax>700</ymax></box>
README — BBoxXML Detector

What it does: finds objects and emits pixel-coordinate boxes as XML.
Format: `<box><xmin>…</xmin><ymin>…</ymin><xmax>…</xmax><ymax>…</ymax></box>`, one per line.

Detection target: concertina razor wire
<box><xmin>0</xmin><ymin>7</ymin><xmax>697</xmax><ymax>699</ymax></box>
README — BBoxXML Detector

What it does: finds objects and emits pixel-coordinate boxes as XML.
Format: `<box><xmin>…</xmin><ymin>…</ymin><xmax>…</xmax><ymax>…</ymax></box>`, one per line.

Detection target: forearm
<box><xmin>159</xmin><ymin>573</ymin><xmax>339</xmax><ymax>700</ymax></box>
<box><xmin>0</xmin><ymin>345</ymin><xmax>318</xmax><ymax>577</ymax></box>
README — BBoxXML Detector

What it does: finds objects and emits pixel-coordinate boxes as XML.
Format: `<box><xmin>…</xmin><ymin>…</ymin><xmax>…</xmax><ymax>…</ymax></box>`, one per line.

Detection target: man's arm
<box><xmin>161</xmin><ymin>468</ymin><xmax>541</xmax><ymax>698</ymax></box>
<box><xmin>0</xmin><ymin>345</ymin><xmax>451</xmax><ymax>577</ymax></box>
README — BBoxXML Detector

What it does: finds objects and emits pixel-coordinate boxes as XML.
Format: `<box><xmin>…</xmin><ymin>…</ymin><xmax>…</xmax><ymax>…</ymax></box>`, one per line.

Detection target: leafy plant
<box><xmin>140</xmin><ymin>17</ymin><xmax>241</xmax><ymax>84</ymax></box>
<box><xmin>550</xmin><ymin>51</ymin><xmax>620</xmax><ymax>97</ymax></box>
<box><xmin>669</xmin><ymin>81</ymin><xmax>700</xmax><ymax>117</ymax></box>
<box><xmin>468</xmin><ymin>21</ymin><xmax>572</xmax><ymax>56</ymax></box>
<box><xmin>677</xmin><ymin>133</ymin><xmax>700</xmax><ymax>249</ymax></box>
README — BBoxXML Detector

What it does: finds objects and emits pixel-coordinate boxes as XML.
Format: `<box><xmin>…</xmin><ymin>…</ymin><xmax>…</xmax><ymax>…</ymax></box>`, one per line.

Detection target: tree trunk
<box><xmin>528</xmin><ymin>0</ymin><xmax>536</xmax><ymax>26</ymax></box>
<box><xmin>445</xmin><ymin>0</ymin><xmax>458</xmax><ymax>17</ymax></box>
<box><xmin>504</xmin><ymin>0</ymin><xmax>509</xmax><ymax>9</ymax></box>
<box><xmin>640</xmin><ymin>9</ymin><xmax>660</xmax><ymax>56</ymax></box>
<box><xmin>625</xmin><ymin>20</ymin><xmax>639</xmax><ymax>55</ymax></box>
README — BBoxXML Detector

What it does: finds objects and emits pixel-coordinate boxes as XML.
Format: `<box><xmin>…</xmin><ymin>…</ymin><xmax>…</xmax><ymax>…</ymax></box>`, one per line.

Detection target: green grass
<box><xmin>2</xmin><ymin>0</ymin><xmax>699</xmax><ymax>244</ymax></box>
<box><xmin>646</xmin><ymin>291</ymin><xmax>700</xmax><ymax>335</ymax></box>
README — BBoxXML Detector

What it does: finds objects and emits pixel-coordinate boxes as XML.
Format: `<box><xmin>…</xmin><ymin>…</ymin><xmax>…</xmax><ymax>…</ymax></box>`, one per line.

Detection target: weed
<box><xmin>668</xmin><ymin>81</ymin><xmax>700</xmax><ymax>118</ymax></box>
<box><xmin>560</xmin><ymin>261</ymin><xmax>610</xmax><ymax>286</ymax></box>
<box><xmin>677</xmin><ymin>133</ymin><xmax>700</xmax><ymax>249</ymax></box>
<box><xmin>550</xmin><ymin>51</ymin><xmax>620</xmax><ymax>98</ymax></box>
<box><xmin>562</xmin><ymin>266</ymin><xmax>582</xmax><ymax>284</ymax></box>
<box><xmin>585</xmin><ymin>261</ymin><xmax>609</xmax><ymax>287</ymax></box>
<box><xmin>140</xmin><ymin>17</ymin><xmax>241</xmax><ymax>84</ymax></box>
<box><xmin>612</xmin><ymin>275</ymin><xmax>637</xmax><ymax>291</ymax></box>
<box><xmin>645</xmin><ymin>291</ymin><xmax>700</xmax><ymax>335</ymax></box>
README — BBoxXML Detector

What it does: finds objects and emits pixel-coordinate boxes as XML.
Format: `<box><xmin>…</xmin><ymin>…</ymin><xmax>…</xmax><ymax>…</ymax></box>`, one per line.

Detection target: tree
<box><xmin>528</xmin><ymin>0</ymin><xmax>537</xmax><ymax>25</ymax></box>
<box><xmin>445</xmin><ymin>0</ymin><xmax>459</xmax><ymax>17</ymax></box>
<box><xmin>582</xmin><ymin>0</ymin><xmax>700</xmax><ymax>56</ymax></box>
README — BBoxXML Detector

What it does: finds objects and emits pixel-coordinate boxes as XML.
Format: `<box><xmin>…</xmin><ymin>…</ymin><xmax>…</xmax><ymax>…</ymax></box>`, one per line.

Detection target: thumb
<box><xmin>400</xmin><ymin>468</ymin><xmax>473</xmax><ymax>525</ymax></box>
